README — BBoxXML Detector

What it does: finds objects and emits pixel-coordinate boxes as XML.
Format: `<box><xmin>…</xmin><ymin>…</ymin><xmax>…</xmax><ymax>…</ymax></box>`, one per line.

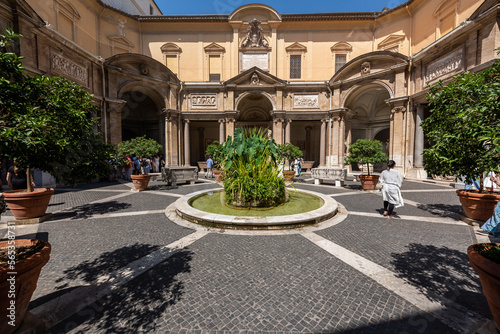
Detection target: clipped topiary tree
<box><xmin>278</xmin><ymin>142</ymin><xmax>303</xmax><ymax>171</ymax></box>
<box><xmin>117</xmin><ymin>136</ymin><xmax>162</xmax><ymax>163</ymax></box>
<box><xmin>344</xmin><ymin>139</ymin><xmax>387</xmax><ymax>176</ymax></box>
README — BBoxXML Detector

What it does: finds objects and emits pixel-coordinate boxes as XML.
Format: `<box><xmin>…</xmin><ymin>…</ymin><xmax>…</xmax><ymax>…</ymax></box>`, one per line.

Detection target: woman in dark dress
<box><xmin>7</xmin><ymin>165</ymin><xmax>35</xmax><ymax>190</ymax></box>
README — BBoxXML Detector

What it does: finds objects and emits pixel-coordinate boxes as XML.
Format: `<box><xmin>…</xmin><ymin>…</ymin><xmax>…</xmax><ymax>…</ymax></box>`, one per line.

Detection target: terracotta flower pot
<box><xmin>3</xmin><ymin>188</ymin><xmax>54</xmax><ymax>219</ymax></box>
<box><xmin>359</xmin><ymin>174</ymin><xmax>380</xmax><ymax>190</ymax></box>
<box><xmin>213</xmin><ymin>170</ymin><xmax>223</xmax><ymax>183</ymax></box>
<box><xmin>456</xmin><ymin>190</ymin><xmax>500</xmax><ymax>221</ymax></box>
<box><xmin>131</xmin><ymin>174</ymin><xmax>151</xmax><ymax>190</ymax></box>
<box><xmin>282</xmin><ymin>170</ymin><xmax>295</xmax><ymax>182</ymax></box>
<box><xmin>468</xmin><ymin>243</ymin><xmax>500</xmax><ymax>330</ymax></box>
<box><xmin>0</xmin><ymin>239</ymin><xmax>51</xmax><ymax>334</ymax></box>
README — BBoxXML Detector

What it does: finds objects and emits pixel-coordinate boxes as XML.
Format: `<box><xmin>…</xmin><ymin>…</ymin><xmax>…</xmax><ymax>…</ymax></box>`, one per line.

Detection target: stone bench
<box><xmin>311</xmin><ymin>168</ymin><xmax>347</xmax><ymax>186</ymax></box>
<box><xmin>160</xmin><ymin>166</ymin><xmax>199</xmax><ymax>186</ymax></box>
<box><xmin>149</xmin><ymin>172</ymin><xmax>162</xmax><ymax>181</ymax></box>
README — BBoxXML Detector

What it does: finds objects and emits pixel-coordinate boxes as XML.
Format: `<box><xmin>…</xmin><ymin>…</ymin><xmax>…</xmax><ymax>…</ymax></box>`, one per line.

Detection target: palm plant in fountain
<box><xmin>221</xmin><ymin>128</ymin><xmax>287</xmax><ymax>208</ymax></box>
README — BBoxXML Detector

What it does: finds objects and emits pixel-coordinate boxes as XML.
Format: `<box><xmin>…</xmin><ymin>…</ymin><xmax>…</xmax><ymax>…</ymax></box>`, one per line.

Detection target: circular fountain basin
<box><xmin>175</xmin><ymin>188</ymin><xmax>338</xmax><ymax>229</ymax></box>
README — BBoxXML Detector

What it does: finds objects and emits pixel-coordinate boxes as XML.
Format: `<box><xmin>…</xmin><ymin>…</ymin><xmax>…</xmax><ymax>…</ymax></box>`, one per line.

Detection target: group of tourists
<box><xmin>108</xmin><ymin>154</ymin><xmax>165</xmax><ymax>181</ymax></box>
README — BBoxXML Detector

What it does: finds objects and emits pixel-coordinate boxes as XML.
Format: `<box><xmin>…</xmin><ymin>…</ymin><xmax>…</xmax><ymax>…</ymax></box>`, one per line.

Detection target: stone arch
<box><xmin>117</xmin><ymin>82</ymin><xmax>166</xmax><ymax>143</ymax></box>
<box><xmin>235</xmin><ymin>92</ymin><xmax>275</xmax><ymax>125</ymax></box>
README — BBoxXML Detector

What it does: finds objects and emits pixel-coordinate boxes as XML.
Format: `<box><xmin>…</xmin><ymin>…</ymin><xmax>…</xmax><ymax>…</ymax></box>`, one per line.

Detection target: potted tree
<box><xmin>117</xmin><ymin>136</ymin><xmax>162</xmax><ymax>190</ymax></box>
<box><xmin>205</xmin><ymin>141</ymin><xmax>224</xmax><ymax>182</ymax></box>
<box><xmin>0</xmin><ymin>29</ymin><xmax>110</xmax><ymax>333</ymax></box>
<box><xmin>468</xmin><ymin>243</ymin><xmax>500</xmax><ymax>331</ymax></box>
<box><xmin>421</xmin><ymin>56</ymin><xmax>500</xmax><ymax>221</ymax></box>
<box><xmin>344</xmin><ymin>139</ymin><xmax>387</xmax><ymax>190</ymax></box>
<box><xmin>0</xmin><ymin>29</ymin><xmax>114</xmax><ymax>219</ymax></box>
<box><xmin>278</xmin><ymin>143</ymin><xmax>303</xmax><ymax>181</ymax></box>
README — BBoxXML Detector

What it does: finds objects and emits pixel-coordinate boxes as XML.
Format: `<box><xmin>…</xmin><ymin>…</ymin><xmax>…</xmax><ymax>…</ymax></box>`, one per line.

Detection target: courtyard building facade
<box><xmin>0</xmin><ymin>0</ymin><xmax>497</xmax><ymax>178</ymax></box>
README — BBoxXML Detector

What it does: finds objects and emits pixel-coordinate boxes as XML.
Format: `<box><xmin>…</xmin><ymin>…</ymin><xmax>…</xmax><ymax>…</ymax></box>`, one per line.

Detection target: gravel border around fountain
<box><xmin>173</xmin><ymin>188</ymin><xmax>338</xmax><ymax>230</ymax></box>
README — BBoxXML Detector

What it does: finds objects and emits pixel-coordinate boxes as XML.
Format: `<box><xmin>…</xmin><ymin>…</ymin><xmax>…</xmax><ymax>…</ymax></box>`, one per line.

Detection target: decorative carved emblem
<box><xmin>361</xmin><ymin>62</ymin><xmax>371</xmax><ymax>75</ymax></box>
<box><xmin>251</xmin><ymin>73</ymin><xmax>259</xmax><ymax>85</ymax></box>
<box><xmin>293</xmin><ymin>94</ymin><xmax>319</xmax><ymax>109</ymax></box>
<box><xmin>424</xmin><ymin>48</ymin><xmax>463</xmax><ymax>84</ymax></box>
<box><xmin>51</xmin><ymin>53</ymin><xmax>88</xmax><ymax>84</ymax></box>
<box><xmin>241</xmin><ymin>18</ymin><xmax>268</xmax><ymax>48</ymax></box>
<box><xmin>190</xmin><ymin>94</ymin><xmax>217</xmax><ymax>109</ymax></box>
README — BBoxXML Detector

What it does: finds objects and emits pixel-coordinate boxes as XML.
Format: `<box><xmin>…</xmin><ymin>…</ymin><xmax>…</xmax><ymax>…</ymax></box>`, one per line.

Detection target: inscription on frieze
<box><xmin>241</xmin><ymin>53</ymin><xmax>269</xmax><ymax>71</ymax></box>
<box><xmin>190</xmin><ymin>94</ymin><xmax>217</xmax><ymax>109</ymax></box>
<box><xmin>293</xmin><ymin>94</ymin><xmax>319</xmax><ymax>109</ymax></box>
<box><xmin>425</xmin><ymin>48</ymin><xmax>463</xmax><ymax>84</ymax></box>
<box><xmin>51</xmin><ymin>53</ymin><xmax>88</xmax><ymax>85</ymax></box>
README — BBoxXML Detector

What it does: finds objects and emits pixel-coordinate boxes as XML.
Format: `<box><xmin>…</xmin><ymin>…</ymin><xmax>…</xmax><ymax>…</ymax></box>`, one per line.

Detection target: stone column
<box><xmin>273</xmin><ymin>118</ymin><xmax>284</xmax><ymax>144</ymax></box>
<box><xmin>219</xmin><ymin>119</ymin><xmax>226</xmax><ymax>143</ymax></box>
<box><xmin>305</xmin><ymin>126</ymin><xmax>312</xmax><ymax>161</ymax></box>
<box><xmin>184</xmin><ymin>119</ymin><xmax>190</xmax><ymax>166</ymax></box>
<box><xmin>226</xmin><ymin>118</ymin><xmax>235</xmax><ymax>139</ymax></box>
<box><xmin>387</xmin><ymin>100</ymin><xmax>408</xmax><ymax>172</ymax></box>
<box><xmin>198</xmin><ymin>127</ymin><xmax>205</xmax><ymax>161</ymax></box>
<box><xmin>285</xmin><ymin>119</ymin><xmax>292</xmax><ymax>144</ymax></box>
<box><xmin>331</xmin><ymin>115</ymin><xmax>340</xmax><ymax>167</ymax></box>
<box><xmin>319</xmin><ymin>119</ymin><xmax>327</xmax><ymax>167</ymax></box>
<box><xmin>414</xmin><ymin>104</ymin><xmax>425</xmax><ymax>167</ymax></box>
<box><xmin>165</xmin><ymin>110</ymin><xmax>180</xmax><ymax>166</ymax></box>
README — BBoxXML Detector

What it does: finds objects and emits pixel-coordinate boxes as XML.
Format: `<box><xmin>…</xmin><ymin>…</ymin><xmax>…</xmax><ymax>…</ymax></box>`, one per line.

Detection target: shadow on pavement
<box><xmin>45</xmin><ymin>245</ymin><xmax>193</xmax><ymax>333</ymax></box>
<box><xmin>416</xmin><ymin>203</ymin><xmax>464</xmax><ymax>218</ymax></box>
<box><xmin>51</xmin><ymin>201</ymin><xmax>132</xmax><ymax>220</ymax></box>
<box><xmin>390</xmin><ymin>243</ymin><xmax>490</xmax><ymax>316</ymax></box>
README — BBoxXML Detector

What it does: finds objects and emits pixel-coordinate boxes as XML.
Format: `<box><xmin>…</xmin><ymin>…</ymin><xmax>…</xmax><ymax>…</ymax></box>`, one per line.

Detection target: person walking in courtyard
<box><xmin>206</xmin><ymin>156</ymin><xmax>214</xmax><ymax>178</ymax></box>
<box><xmin>478</xmin><ymin>172</ymin><xmax>500</xmax><ymax>236</ymax></box>
<box><xmin>379</xmin><ymin>160</ymin><xmax>404</xmax><ymax>218</ymax></box>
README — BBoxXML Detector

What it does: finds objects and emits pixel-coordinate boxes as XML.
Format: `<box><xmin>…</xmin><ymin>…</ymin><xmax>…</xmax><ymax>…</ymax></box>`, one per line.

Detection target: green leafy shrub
<box><xmin>421</xmin><ymin>58</ymin><xmax>500</xmax><ymax>191</ymax></box>
<box><xmin>205</xmin><ymin>141</ymin><xmax>224</xmax><ymax>168</ymax></box>
<box><xmin>221</xmin><ymin>128</ymin><xmax>286</xmax><ymax>207</ymax></box>
<box><xmin>117</xmin><ymin>136</ymin><xmax>162</xmax><ymax>160</ymax></box>
<box><xmin>277</xmin><ymin>143</ymin><xmax>303</xmax><ymax>170</ymax></box>
<box><xmin>0</xmin><ymin>29</ymin><xmax>115</xmax><ymax>188</ymax></box>
<box><xmin>344</xmin><ymin>139</ymin><xmax>387</xmax><ymax>175</ymax></box>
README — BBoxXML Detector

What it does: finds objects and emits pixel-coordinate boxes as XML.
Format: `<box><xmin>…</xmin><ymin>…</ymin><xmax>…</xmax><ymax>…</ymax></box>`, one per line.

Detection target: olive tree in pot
<box><xmin>344</xmin><ymin>139</ymin><xmax>387</xmax><ymax>190</ymax></box>
<box><xmin>0</xmin><ymin>29</ymin><xmax>114</xmax><ymax>219</ymax></box>
<box><xmin>421</xmin><ymin>56</ymin><xmax>500</xmax><ymax>221</ymax></box>
<box><xmin>277</xmin><ymin>143</ymin><xmax>303</xmax><ymax>181</ymax></box>
<box><xmin>117</xmin><ymin>136</ymin><xmax>162</xmax><ymax>190</ymax></box>
<box><xmin>0</xmin><ymin>29</ymin><xmax>113</xmax><ymax>333</ymax></box>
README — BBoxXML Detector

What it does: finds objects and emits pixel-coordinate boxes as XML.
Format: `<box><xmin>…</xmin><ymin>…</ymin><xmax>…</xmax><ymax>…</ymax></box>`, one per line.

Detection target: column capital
<box><xmin>218</xmin><ymin>118</ymin><xmax>226</xmax><ymax>124</ymax></box>
<box><xmin>273</xmin><ymin>118</ymin><xmax>284</xmax><ymax>124</ymax></box>
<box><xmin>391</xmin><ymin>106</ymin><xmax>407</xmax><ymax>114</ymax></box>
<box><xmin>183</xmin><ymin>118</ymin><xmax>190</xmax><ymax>124</ymax></box>
<box><xmin>106</xmin><ymin>98</ymin><xmax>127</xmax><ymax>113</ymax></box>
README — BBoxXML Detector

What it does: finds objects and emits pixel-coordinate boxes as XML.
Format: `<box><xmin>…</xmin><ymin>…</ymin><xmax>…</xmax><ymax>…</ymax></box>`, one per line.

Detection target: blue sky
<box><xmin>155</xmin><ymin>0</ymin><xmax>409</xmax><ymax>15</ymax></box>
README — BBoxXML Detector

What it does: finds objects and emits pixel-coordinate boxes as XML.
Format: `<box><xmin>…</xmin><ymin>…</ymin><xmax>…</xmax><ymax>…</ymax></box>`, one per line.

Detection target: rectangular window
<box><xmin>150</xmin><ymin>5</ymin><xmax>154</xmax><ymax>15</ymax></box>
<box><xmin>209</xmin><ymin>74</ymin><xmax>221</xmax><ymax>82</ymax></box>
<box><xmin>440</xmin><ymin>13</ymin><xmax>455</xmax><ymax>37</ymax></box>
<box><xmin>290</xmin><ymin>55</ymin><xmax>301</xmax><ymax>79</ymax></box>
<box><xmin>166</xmin><ymin>55</ymin><xmax>178</xmax><ymax>75</ymax></box>
<box><xmin>209</xmin><ymin>55</ymin><xmax>221</xmax><ymax>81</ymax></box>
<box><xmin>335</xmin><ymin>54</ymin><xmax>347</xmax><ymax>73</ymax></box>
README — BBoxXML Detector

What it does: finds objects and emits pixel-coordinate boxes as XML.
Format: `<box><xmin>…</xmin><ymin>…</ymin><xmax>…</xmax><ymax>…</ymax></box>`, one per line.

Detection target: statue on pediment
<box><xmin>241</xmin><ymin>18</ymin><xmax>268</xmax><ymax>48</ymax></box>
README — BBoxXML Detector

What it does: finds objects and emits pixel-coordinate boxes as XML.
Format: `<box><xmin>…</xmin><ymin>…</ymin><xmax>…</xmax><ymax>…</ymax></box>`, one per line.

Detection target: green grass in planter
<box><xmin>478</xmin><ymin>244</ymin><xmax>500</xmax><ymax>264</ymax></box>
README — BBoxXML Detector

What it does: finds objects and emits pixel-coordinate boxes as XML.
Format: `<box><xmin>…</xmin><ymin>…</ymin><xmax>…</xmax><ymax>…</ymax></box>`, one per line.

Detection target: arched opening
<box><xmin>236</xmin><ymin>92</ymin><xmax>273</xmax><ymax>131</ymax></box>
<box><xmin>344</xmin><ymin>83</ymin><xmax>391</xmax><ymax>172</ymax></box>
<box><xmin>121</xmin><ymin>90</ymin><xmax>162</xmax><ymax>144</ymax></box>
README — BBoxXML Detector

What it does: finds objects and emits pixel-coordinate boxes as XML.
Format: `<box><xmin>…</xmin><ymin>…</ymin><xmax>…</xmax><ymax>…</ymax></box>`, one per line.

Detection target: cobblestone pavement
<box><xmin>1</xmin><ymin>176</ymin><xmax>498</xmax><ymax>333</ymax></box>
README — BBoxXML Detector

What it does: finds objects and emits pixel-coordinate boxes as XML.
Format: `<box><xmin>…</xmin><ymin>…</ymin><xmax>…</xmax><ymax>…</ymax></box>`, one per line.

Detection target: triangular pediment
<box><xmin>160</xmin><ymin>43</ymin><xmax>182</xmax><ymax>53</ymax></box>
<box><xmin>331</xmin><ymin>42</ymin><xmax>352</xmax><ymax>52</ymax></box>
<box><xmin>56</xmin><ymin>0</ymin><xmax>81</xmax><ymax>19</ymax></box>
<box><xmin>204</xmin><ymin>42</ymin><xmax>225</xmax><ymax>53</ymax></box>
<box><xmin>378</xmin><ymin>35</ymin><xmax>405</xmax><ymax>49</ymax></box>
<box><xmin>225</xmin><ymin>67</ymin><xmax>285</xmax><ymax>85</ymax></box>
<box><xmin>107</xmin><ymin>35</ymin><xmax>134</xmax><ymax>47</ymax></box>
<box><xmin>434</xmin><ymin>0</ymin><xmax>457</xmax><ymax>17</ymax></box>
<box><xmin>469</xmin><ymin>0</ymin><xmax>500</xmax><ymax>20</ymax></box>
<box><xmin>285</xmin><ymin>42</ymin><xmax>307</xmax><ymax>52</ymax></box>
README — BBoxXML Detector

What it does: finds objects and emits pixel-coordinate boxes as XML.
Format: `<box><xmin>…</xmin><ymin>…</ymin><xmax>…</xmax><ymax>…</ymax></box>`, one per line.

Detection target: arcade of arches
<box><xmin>6</xmin><ymin>0</ymin><xmax>498</xmax><ymax>179</ymax></box>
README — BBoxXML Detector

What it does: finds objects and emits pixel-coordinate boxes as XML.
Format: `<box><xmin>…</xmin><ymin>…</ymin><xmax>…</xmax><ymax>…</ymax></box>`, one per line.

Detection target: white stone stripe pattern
<box><xmin>30</xmin><ymin>230</ymin><xmax>209</xmax><ymax>330</ymax></box>
<box><xmin>301</xmin><ymin>232</ymin><xmax>488</xmax><ymax>334</ymax></box>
